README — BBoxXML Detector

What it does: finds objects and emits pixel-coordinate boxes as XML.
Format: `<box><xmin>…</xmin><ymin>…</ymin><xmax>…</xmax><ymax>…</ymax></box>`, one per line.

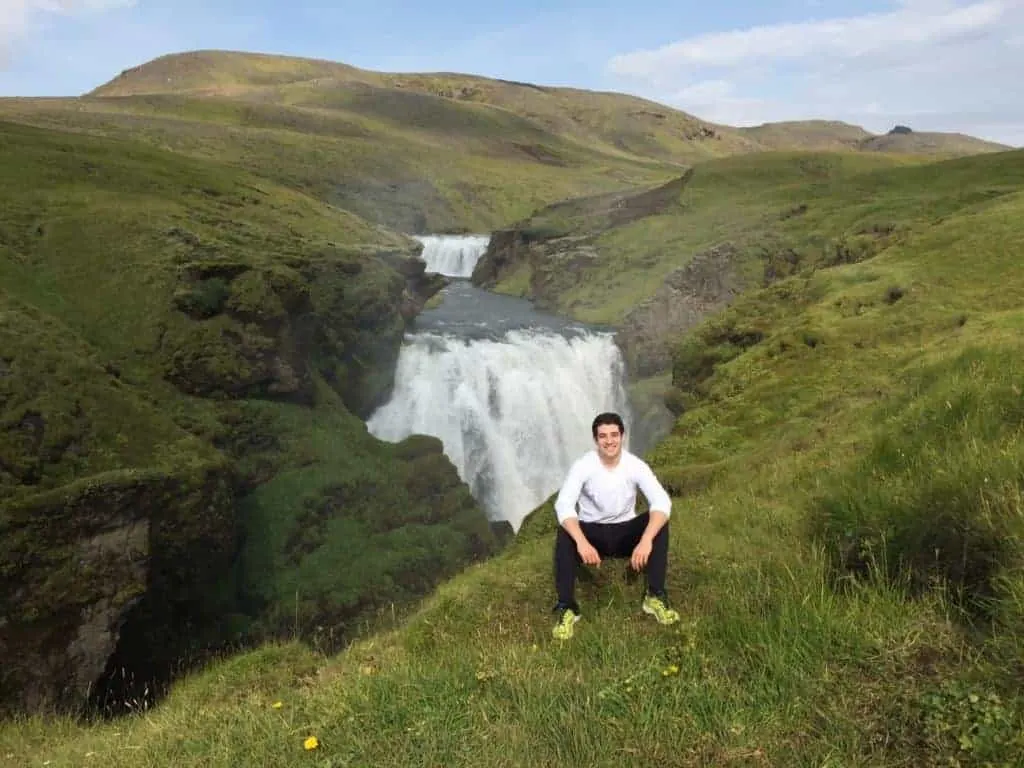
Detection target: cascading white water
<box><xmin>367</xmin><ymin>329</ymin><xmax>632</xmax><ymax>532</ymax></box>
<box><xmin>413</xmin><ymin>234</ymin><xmax>490</xmax><ymax>278</ymax></box>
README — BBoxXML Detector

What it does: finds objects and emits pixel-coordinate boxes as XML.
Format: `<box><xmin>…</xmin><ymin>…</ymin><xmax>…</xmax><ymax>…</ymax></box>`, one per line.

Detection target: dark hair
<box><xmin>591</xmin><ymin>412</ymin><xmax>625</xmax><ymax>438</ymax></box>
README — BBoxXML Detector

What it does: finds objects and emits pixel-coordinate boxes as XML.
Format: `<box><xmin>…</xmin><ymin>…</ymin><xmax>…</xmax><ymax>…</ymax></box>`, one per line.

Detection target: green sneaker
<box><xmin>552</xmin><ymin>607</ymin><xmax>580</xmax><ymax>640</ymax></box>
<box><xmin>642</xmin><ymin>593</ymin><xmax>680</xmax><ymax>625</ymax></box>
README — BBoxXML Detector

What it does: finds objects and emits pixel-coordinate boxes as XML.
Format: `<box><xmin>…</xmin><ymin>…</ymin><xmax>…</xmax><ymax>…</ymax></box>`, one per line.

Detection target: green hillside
<box><xmin>87</xmin><ymin>49</ymin><xmax>761</xmax><ymax>164</ymax></box>
<box><xmin>0</xmin><ymin>51</ymin><xmax>1007</xmax><ymax>238</ymax></box>
<box><xmin>92</xmin><ymin>50</ymin><xmax>1010</xmax><ymax>160</ymax></box>
<box><xmin>476</xmin><ymin>150</ymin><xmax>922</xmax><ymax>323</ymax></box>
<box><xmin>738</xmin><ymin>119</ymin><xmax>874</xmax><ymax>150</ymax></box>
<box><xmin>739</xmin><ymin>120</ymin><xmax>1010</xmax><ymax>156</ymax></box>
<box><xmin>0</xmin><ymin>119</ymin><xmax>498</xmax><ymax>715</ymax></box>
<box><xmin>858</xmin><ymin>130</ymin><xmax>1012</xmax><ymax>155</ymax></box>
<box><xmin>4</xmin><ymin>137</ymin><xmax>1023</xmax><ymax>765</ymax></box>
<box><xmin>0</xmin><ymin>93</ymin><xmax>673</xmax><ymax>235</ymax></box>
<box><xmin>475</xmin><ymin>149</ymin><xmax>1022</xmax><ymax>377</ymax></box>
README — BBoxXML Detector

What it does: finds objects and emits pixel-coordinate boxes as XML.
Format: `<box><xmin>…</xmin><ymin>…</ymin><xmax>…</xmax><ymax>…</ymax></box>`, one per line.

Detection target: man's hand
<box><xmin>577</xmin><ymin>540</ymin><xmax>601</xmax><ymax>566</ymax></box>
<box><xmin>631</xmin><ymin>537</ymin><xmax>653</xmax><ymax>571</ymax></box>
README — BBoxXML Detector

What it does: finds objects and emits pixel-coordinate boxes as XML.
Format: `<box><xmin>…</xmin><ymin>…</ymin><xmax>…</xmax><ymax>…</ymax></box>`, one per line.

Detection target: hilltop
<box><xmin>738</xmin><ymin>120</ymin><xmax>1010</xmax><ymax>155</ymax></box>
<box><xmin>0</xmin><ymin>50</ymin><xmax>1009</xmax><ymax>236</ymax></box>
<box><xmin>91</xmin><ymin>50</ymin><xmax>1011</xmax><ymax>160</ymax></box>
<box><xmin>86</xmin><ymin>49</ymin><xmax>761</xmax><ymax>164</ymax></box>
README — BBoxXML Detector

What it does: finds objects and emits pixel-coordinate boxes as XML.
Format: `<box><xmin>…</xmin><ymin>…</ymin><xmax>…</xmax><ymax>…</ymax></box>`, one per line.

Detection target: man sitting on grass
<box><xmin>551</xmin><ymin>411</ymin><xmax>680</xmax><ymax>640</ymax></box>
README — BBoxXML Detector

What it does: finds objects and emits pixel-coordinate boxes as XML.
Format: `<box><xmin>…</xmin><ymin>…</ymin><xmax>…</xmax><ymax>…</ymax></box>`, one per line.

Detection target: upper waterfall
<box><xmin>413</xmin><ymin>234</ymin><xmax>490</xmax><ymax>278</ymax></box>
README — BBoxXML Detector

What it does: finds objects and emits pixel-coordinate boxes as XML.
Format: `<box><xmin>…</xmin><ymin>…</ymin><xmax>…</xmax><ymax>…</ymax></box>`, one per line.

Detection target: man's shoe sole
<box><xmin>642</xmin><ymin>602</ymin><xmax>680</xmax><ymax>625</ymax></box>
<box><xmin>553</xmin><ymin>613</ymin><xmax>581</xmax><ymax>639</ymax></box>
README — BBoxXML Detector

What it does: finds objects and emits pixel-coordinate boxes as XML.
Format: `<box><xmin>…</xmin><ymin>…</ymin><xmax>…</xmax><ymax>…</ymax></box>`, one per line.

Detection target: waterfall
<box><xmin>367</xmin><ymin>329</ymin><xmax>632</xmax><ymax>532</ymax></box>
<box><xmin>413</xmin><ymin>234</ymin><xmax>490</xmax><ymax>278</ymax></box>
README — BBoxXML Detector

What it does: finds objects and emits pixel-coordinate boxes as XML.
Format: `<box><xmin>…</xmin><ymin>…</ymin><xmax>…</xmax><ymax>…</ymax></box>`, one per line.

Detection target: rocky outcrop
<box><xmin>378</xmin><ymin>248</ymin><xmax>449</xmax><ymax>322</ymax></box>
<box><xmin>160</xmin><ymin>245</ymin><xmax>444</xmax><ymax>419</ymax></box>
<box><xmin>472</xmin><ymin>174</ymin><xmax>691</xmax><ymax>312</ymax></box>
<box><xmin>476</xmin><ymin>234</ymin><xmax>741</xmax><ymax>379</ymax></box>
<box><xmin>616</xmin><ymin>244</ymin><xmax>742</xmax><ymax>377</ymax></box>
<box><xmin>1</xmin><ymin>461</ymin><xmax>235</xmax><ymax>716</ymax></box>
<box><xmin>0</xmin><ymin>296</ymin><xmax>238</xmax><ymax>716</ymax></box>
<box><xmin>472</xmin><ymin>232</ymin><xmax>602</xmax><ymax>313</ymax></box>
<box><xmin>471</xmin><ymin>228</ymin><xmax>527</xmax><ymax>288</ymax></box>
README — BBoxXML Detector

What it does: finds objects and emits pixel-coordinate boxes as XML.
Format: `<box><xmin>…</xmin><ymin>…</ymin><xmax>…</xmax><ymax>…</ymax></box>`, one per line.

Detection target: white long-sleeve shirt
<box><xmin>553</xmin><ymin>450</ymin><xmax>672</xmax><ymax>525</ymax></box>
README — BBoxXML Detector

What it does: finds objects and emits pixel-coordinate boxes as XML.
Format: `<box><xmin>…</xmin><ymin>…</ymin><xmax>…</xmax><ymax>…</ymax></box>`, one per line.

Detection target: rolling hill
<box><xmin>91</xmin><ymin>50</ymin><xmax>1011</xmax><ymax>160</ymax></box>
<box><xmin>738</xmin><ymin>120</ymin><xmax>1011</xmax><ymax>155</ymax></box>
<box><xmin>0</xmin><ymin>50</ymin><xmax>1010</xmax><ymax>236</ymax></box>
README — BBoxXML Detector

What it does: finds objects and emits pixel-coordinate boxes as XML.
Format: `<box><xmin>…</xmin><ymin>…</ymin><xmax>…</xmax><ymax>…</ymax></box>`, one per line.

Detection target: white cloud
<box><xmin>0</xmin><ymin>0</ymin><xmax>135</xmax><ymax>62</ymax></box>
<box><xmin>606</xmin><ymin>0</ymin><xmax>1024</xmax><ymax>146</ymax></box>
<box><xmin>609</xmin><ymin>1</ymin><xmax>1008</xmax><ymax>76</ymax></box>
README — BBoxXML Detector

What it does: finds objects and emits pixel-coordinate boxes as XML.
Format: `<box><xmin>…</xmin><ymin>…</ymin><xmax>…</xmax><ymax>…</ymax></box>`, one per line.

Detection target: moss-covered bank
<box><xmin>0</xmin><ymin>120</ymin><xmax>497</xmax><ymax>716</ymax></box>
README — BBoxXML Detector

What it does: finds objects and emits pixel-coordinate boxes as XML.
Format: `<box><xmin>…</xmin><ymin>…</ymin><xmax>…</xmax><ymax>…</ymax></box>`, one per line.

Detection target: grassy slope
<box><xmin>0</xmin><ymin>80</ymin><xmax>684</xmax><ymax>236</ymax></box>
<box><xmin>88</xmin><ymin>50</ymin><xmax>760</xmax><ymax>163</ymax></box>
<box><xmin>859</xmin><ymin>131</ymin><xmax>1012</xmax><ymax>155</ymax></box>
<box><xmin>0</xmin><ymin>120</ymin><xmax>407</xmax><ymax>366</ymax></box>
<box><xmin>491</xmin><ymin>150</ymin><xmax>1023</xmax><ymax>327</ymax></box>
<box><xmin>5</xmin><ymin>148</ymin><xmax>1023</xmax><ymax>766</ymax></box>
<box><xmin>0</xmin><ymin>94</ymin><xmax>677</xmax><ymax>234</ymax></box>
<box><xmin>0</xmin><ymin>116</ymin><xmax>393</xmax><ymax>501</ymax></box>
<box><xmin>739</xmin><ymin>121</ymin><xmax>1011</xmax><ymax>156</ymax></box>
<box><xmin>0</xmin><ymin>120</ymin><xmax>498</xmax><ymax>702</ymax></box>
<box><xmin>738</xmin><ymin>119</ymin><xmax>874</xmax><ymax>150</ymax></box>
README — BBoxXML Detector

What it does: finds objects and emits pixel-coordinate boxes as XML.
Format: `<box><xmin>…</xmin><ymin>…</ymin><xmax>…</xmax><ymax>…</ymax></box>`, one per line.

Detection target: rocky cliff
<box><xmin>616</xmin><ymin>244</ymin><xmax>741</xmax><ymax>377</ymax></box>
<box><xmin>470</xmin><ymin>172</ymin><xmax>742</xmax><ymax>378</ymax></box>
<box><xmin>472</xmin><ymin>174</ymin><xmax>691</xmax><ymax>313</ymax></box>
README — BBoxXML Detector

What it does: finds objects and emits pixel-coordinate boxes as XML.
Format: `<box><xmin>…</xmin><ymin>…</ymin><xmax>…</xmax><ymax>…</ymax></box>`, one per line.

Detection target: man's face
<box><xmin>595</xmin><ymin>423</ymin><xmax>623</xmax><ymax>462</ymax></box>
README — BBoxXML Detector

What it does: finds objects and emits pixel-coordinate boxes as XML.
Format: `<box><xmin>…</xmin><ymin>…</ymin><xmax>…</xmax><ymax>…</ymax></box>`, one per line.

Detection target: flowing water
<box><xmin>413</xmin><ymin>234</ymin><xmax>491</xmax><ymax>278</ymax></box>
<box><xmin>368</xmin><ymin>235</ymin><xmax>632</xmax><ymax>532</ymax></box>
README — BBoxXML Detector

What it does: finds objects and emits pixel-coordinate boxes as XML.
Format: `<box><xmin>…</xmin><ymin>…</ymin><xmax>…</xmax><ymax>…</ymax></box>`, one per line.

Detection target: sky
<box><xmin>3</xmin><ymin>0</ymin><xmax>1022</xmax><ymax>146</ymax></box>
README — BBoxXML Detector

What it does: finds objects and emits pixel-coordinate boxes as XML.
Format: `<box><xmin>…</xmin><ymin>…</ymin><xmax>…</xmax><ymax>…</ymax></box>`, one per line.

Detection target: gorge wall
<box><xmin>471</xmin><ymin>172</ymin><xmax>742</xmax><ymax>379</ymax></box>
<box><xmin>0</xmin><ymin>122</ymin><xmax>496</xmax><ymax>716</ymax></box>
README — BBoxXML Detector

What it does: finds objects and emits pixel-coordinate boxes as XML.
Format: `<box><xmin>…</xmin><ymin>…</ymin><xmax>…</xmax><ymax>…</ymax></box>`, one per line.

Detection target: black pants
<box><xmin>554</xmin><ymin>513</ymin><xmax>669</xmax><ymax>612</ymax></box>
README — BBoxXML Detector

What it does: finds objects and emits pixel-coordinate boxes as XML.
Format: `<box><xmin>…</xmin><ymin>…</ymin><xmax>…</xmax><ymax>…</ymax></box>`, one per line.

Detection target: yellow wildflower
<box><xmin>303</xmin><ymin>736</ymin><xmax>319</xmax><ymax>751</ymax></box>
<box><xmin>271</xmin><ymin>701</ymin><xmax>283</xmax><ymax>709</ymax></box>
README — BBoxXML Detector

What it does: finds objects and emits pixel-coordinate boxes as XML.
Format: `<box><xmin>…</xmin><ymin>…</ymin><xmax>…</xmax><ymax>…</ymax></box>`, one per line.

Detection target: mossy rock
<box><xmin>0</xmin><ymin>460</ymin><xmax>236</xmax><ymax>716</ymax></box>
<box><xmin>233</xmin><ymin>402</ymin><xmax>500</xmax><ymax>647</ymax></box>
<box><xmin>159</xmin><ymin>314</ymin><xmax>308</xmax><ymax>400</ymax></box>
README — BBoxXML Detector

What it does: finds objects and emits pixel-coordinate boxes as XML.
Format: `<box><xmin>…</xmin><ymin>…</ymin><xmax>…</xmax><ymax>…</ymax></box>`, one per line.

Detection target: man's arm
<box><xmin>560</xmin><ymin>516</ymin><xmax>588</xmax><ymax>546</ymax></box>
<box><xmin>630</xmin><ymin>458</ymin><xmax>673</xmax><ymax>569</ymax></box>
<box><xmin>553</xmin><ymin>457</ymin><xmax>586</xmax><ymax>526</ymax></box>
<box><xmin>634</xmin><ymin>457</ymin><xmax>672</xmax><ymax>524</ymax></box>
<box><xmin>553</xmin><ymin>458</ymin><xmax>601</xmax><ymax>565</ymax></box>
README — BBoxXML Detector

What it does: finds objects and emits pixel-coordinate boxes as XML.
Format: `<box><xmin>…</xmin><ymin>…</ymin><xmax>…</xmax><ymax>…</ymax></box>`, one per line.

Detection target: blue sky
<box><xmin>3</xmin><ymin>0</ymin><xmax>1022</xmax><ymax>145</ymax></box>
